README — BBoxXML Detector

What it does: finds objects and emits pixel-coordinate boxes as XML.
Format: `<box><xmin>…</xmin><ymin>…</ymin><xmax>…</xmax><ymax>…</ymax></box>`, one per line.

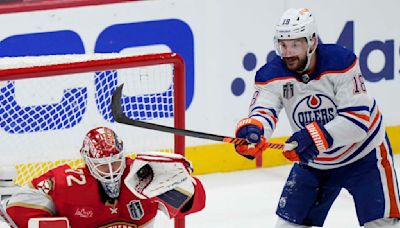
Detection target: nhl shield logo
<box><xmin>127</xmin><ymin>200</ymin><xmax>144</xmax><ymax>220</ymax></box>
<box><xmin>283</xmin><ymin>82</ymin><xmax>294</xmax><ymax>99</ymax></box>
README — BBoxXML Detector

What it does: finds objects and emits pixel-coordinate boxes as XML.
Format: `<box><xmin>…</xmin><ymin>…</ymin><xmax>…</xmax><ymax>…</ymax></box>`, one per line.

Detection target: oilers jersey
<box><xmin>249</xmin><ymin>44</ymin><xmax>385</xmax><ymax>169</ymax></box>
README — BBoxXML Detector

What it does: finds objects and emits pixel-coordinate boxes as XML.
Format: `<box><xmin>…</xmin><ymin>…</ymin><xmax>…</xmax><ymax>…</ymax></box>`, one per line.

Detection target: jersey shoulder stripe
<box><xmin>316</xmin><ymin>44</ymin><xmax>357</xmax><ymax>74</ymax></box>
<box><xmin>255</xmin><ymin>56</ymin><xmax>297</xmax><ymax>84</ymax></box>
<box><xmin>254</xmin><ymin>44</ymin><xmax>357</xmax><ymax>84</ymax></box>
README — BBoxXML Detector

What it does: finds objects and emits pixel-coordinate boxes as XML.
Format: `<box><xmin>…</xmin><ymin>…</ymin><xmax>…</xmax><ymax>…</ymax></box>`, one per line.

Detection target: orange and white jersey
<box><xmin>250</xmin><ymin>44</ymin><xmax>386</xmax><ymax>169</ymax></box>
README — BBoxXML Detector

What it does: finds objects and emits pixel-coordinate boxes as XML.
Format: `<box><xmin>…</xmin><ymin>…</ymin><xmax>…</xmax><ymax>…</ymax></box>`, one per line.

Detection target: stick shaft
<box><xmin>111</xmin><ymin>84</ymin><xmax>287</xmax><ymax>149</ymax></box>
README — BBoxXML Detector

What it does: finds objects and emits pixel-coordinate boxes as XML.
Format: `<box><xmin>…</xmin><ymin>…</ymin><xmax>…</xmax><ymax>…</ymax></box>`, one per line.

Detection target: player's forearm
<box><xmin>248</xmin><ymin>104</ymin><xmax>280</xmax><ymax>140</ymax></box>
<box><xmin>248</xmin><ymin>85</ymin><xmax>282</xmax><ymax>140</ymax></box>
<box><xmin>324</xmin><ymin>116</ymin><xmax>368</xmax><ymax>148</ymax></box>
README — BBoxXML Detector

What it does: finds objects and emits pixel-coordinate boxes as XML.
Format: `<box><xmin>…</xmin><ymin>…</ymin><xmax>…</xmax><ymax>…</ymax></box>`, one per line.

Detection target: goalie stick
<box><xmin>111</xmin><ymin>84</ymin><xmax>294</xmax><ymax>151</ymax></box>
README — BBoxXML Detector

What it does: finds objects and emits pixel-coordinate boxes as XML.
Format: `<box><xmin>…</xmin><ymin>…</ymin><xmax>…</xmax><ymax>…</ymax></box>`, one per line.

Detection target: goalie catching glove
<box><xmin>235</xmin><ymin>118</ymin><xmax>268</xmax><ymax>160</ymax></box>
<box><xmin>125</xmin><ymin>151</ymin><xmax>195</xmax><ymax>217</ymax></box>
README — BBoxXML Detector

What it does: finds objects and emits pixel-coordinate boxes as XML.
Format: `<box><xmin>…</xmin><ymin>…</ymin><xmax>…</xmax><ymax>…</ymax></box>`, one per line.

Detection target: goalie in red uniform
<box><xmin>6</xmin><ymin>126</ymin><xmax>206</xmax><ymax>228</ymax></box>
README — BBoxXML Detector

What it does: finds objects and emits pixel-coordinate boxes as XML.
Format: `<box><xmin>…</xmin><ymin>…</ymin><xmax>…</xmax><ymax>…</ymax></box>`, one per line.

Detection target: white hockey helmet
<box><xmin>80</xmin><ymin>126</ymin><xmax>125</xmax><ymax>198</ymax></box>
<box><xmin>274</xmin><ymin>8</ymin><xmax>318</xmax><ymax>71</ymax></box>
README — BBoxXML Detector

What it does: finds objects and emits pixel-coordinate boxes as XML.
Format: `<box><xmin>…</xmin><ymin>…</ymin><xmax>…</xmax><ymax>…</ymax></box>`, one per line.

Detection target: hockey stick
<box><xmin>111</xmin><ymin>84</ymin><xmax>291</xmax><ymax>150</ymax></box>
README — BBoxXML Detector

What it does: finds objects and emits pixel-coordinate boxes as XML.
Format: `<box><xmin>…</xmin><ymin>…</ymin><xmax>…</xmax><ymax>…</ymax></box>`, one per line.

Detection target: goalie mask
<box><xmin>274</xmin><ymin>8</ymin><xmax>318</xmax><ymax>73</ymax></box>
<box><xmin>80</xmin><ymin>127</ymin><xmax>125</xmax><ymax>198</ymax></box>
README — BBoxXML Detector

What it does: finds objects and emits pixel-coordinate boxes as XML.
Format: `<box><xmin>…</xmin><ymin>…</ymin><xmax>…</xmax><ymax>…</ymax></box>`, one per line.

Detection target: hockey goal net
<box><xmin>0</xmin><ymin>52</ymin><xmax>186</xmax><ymax>225</ymax></box>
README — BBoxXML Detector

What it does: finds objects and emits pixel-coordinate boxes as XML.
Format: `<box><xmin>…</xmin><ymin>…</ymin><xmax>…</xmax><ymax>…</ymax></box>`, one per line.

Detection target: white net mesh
<box><xmin>0</xmin><ymin>53</ymin><xmax>183</xmax><ymax>186</ymax></box>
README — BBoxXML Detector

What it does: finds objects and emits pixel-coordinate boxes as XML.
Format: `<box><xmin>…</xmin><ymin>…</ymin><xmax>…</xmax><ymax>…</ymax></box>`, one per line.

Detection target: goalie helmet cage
<box><xmin>0</xmin><ymin>52</ymin><xmax>186</xmax><ymax>228</ymax></box>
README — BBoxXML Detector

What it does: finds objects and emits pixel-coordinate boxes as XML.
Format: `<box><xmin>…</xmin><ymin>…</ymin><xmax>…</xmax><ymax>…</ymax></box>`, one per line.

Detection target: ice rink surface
<box><xmin>2</xmin><ymin>155</ymin><xmax>400</xmax><ymax>228</ymax></box>
<box><xmin>167</xmin><ymin>154</ymin><xmax>400</xmax><ymax>228</ymax></box>
<box><xmin>183</xmin><ymin>164</ymin><xmax>360</xmax><ymax>227</ymax></box>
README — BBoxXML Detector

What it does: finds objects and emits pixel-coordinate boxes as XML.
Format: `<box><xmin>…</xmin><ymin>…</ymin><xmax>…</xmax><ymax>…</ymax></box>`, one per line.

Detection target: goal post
<box><xmin>0</xmin><ymin>52</ymin><xmax>186</xmax><ymax>228</ymax></box>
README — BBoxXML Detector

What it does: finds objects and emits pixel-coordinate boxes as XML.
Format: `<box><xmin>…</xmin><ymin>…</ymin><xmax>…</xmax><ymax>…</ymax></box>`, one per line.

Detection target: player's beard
<box><xmin>283</xmin><ymin>56</ymin><xmax>308</xmax><ymax>72</ymax></box>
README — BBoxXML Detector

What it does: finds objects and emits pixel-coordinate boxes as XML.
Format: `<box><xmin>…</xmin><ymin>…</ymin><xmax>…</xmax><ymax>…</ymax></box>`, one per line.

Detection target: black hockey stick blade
<box><xmin>111</xmin><ymin>84</ymin><xmax>290</xmax><ymax>149</ymax></box>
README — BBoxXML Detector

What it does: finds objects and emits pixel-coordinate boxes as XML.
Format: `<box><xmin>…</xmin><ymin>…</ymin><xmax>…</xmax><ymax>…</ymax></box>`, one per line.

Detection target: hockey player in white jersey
<box><xmin>234</xmin><ymin>8</ymin><xmax>400</xmax><ymax>228</ymax></box>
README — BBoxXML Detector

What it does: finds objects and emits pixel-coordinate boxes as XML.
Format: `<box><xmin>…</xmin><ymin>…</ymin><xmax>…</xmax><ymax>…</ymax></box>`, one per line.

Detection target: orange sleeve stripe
<box><xmin>315</xmin><ymin>143</ymin><xmax>356</xmax><ymax>162</ymax></box>
<box><xmin>369</xmin><ymin>110</ymin><xmax>381</xmax><ymax>130</ymax></box>
<box><xmin>255</xmin><ymin>111</ymin><xmax>278</xmax><ymax>125</ymax></box>
<box><xmin>270</xmin><ymin>115</ymin><xmax>277</xmax><ymax>125</ymax></box>
<box><xmin>315</xmin><ymin>57</ymin><xmax>358</xmax><ymax>80</ymax></box>
<box><xmin>345</xmin><ymin>111</ymin><xmax>370</xmax><ymax>122</ymax></box>
<box><xmin>315</xmin><ymin>111</ymin><xmax>381</xmax><ymax>162</ymax></box>
<box><xmin>379</xmin><ymin>143</ymin><xmax>400</xmax><ymax>217</ymax></box>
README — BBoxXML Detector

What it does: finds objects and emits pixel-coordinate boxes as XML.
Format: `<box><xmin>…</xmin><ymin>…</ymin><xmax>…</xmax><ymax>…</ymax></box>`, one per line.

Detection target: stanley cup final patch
<box><xmin>127</xmin><ymin>200</ymin><xmax>144</xmax><ymax>220</ymax></box>
<box><xmin>283</xmin><ymin>82</ymin><xmax>294</xmax><ymax>99</ymax></box>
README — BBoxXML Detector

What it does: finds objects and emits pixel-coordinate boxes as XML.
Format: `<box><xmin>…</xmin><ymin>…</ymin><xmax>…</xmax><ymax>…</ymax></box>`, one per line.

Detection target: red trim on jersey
<box><xmin>379</xmin><ymin>143</ymin><xmax>400</xmax><ymax>218</ymax></box>
<box><xmin>255</xmin><ymin>76</ymin><xmax>298</xmax><ymax>85</ymax></box>
<box><xmin>269</xmin><ymin>114</ymin><xmax>278</xmax><ymax>125</ymax></box>
<box><xmin>369</xmin><ymin>110</ymin><xmax>381</xmax><ymax>131</ymax></box>
<box><xmin>314</xmin><ymin>111</ymin><xmax>381</xmax><ymax>162</ymax></box>
<box><xmin>345</xmin><ymin>111</ymin><xmax>370</xmax><ymax>122</ymax></box>
<box><xmin>314</xmin><ymin>144</ymin><xmax>357</xmax><ymax>162</ymax></box>
<box><xmin>255</xmin><ymin>111</ymin><xmax>278</xmax><ymax>126</ymax></box>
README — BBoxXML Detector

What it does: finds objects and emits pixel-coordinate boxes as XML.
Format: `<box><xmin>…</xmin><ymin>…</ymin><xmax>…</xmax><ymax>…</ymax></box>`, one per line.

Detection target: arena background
<box><xmin>0</xmin><ymin>0</ymin><xmax>398</xmax><ymax>174</ymax></box>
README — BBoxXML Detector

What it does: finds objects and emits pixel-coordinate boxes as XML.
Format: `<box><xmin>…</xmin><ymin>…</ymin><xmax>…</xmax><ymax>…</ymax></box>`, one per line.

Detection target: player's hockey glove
<box><xmin>283</xmin><ymin>122</ymin><xmax>333</xmax><ymax>164</ymax></box>
<box><xmin>235</xmin><ymin>118</ymin><xmax>267</xmax><ymax>160</ymax></box>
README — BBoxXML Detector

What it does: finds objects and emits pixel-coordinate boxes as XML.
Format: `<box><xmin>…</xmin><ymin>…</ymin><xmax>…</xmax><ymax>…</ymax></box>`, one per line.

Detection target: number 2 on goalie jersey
<box><xmin>65</xmin><ymin>169</ymin><xmax>87</xmax><ymax>186</ymax></box>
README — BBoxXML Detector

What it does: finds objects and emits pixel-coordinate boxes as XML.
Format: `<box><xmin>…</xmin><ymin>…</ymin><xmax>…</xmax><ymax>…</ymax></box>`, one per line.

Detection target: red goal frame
<box><xmin>0</xmin><ymin>0</ymin><xmax>136</xmax><ymax>14</ymax></box>
<box><xmin>0</xmin><ymin>0</ymin><xmax>189</xmax><ymax>226</ymax></box>
<box><xmin>0</xmin><ymin>52</ymin><xmax>187</xmax><ymax>228</ymax></box>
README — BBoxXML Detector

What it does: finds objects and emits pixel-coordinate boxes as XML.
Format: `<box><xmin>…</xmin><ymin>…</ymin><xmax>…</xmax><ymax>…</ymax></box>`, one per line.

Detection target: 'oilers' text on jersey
<box><xmin>250</xmin><ymin>44</ymin><xmax>385</xmax><ymax>169</ymax></box>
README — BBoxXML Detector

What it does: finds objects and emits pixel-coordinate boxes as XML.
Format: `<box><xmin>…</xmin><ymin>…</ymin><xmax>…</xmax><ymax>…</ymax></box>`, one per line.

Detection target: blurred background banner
<box><xmin>0</xmin><ymin>0</ymin><xmax>398</xmax><ymax>173</ymax></box>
